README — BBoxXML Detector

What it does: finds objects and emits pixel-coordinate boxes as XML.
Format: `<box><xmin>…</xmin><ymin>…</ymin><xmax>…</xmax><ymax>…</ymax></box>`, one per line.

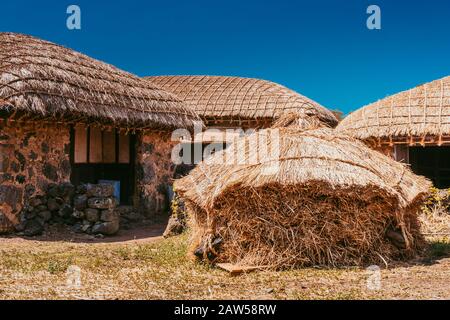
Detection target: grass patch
<box><xmin>0</xmin><ymin>233</ymin><xmax>448</xmax><ymax>299</ymax></box>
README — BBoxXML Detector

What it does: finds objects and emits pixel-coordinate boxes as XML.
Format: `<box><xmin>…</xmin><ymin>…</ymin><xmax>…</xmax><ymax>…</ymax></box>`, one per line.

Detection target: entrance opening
<box><xmin>70</xmin><ymin>125</ymin><xmax>136</xmax><ymax>205</ymax></box>
<box><xmin>409</xmin><ymin>146</ymin><xmax>450</xmax><ymax>188</ymax></box>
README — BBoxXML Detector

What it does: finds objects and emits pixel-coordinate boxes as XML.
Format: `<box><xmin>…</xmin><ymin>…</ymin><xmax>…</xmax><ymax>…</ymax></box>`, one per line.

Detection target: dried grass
<box><xmin>146</xmin><ymin>75</ymin><xmax>338</xmax><ymax>127</ymax></box>
<box><xmin>0</xmin><ymin>33</ymin><xmax>200</xmax><ymax>130</ymax></box>
<box><xmin>337</xmin><ymin>75</ymin><xmax>450</xmax><ymax>141</ymax></box>
<box><xmin>175</xmin><ymin>126</ymin><xmax>431</xmax><ymax>268</ymax></box>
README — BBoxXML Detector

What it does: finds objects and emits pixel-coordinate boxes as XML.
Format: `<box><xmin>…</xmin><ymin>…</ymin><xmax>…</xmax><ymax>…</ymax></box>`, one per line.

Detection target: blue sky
<box><xmin>1</xmin><ymin>0</ymin><xmax>450</xmax><ymax>114</ymax></box>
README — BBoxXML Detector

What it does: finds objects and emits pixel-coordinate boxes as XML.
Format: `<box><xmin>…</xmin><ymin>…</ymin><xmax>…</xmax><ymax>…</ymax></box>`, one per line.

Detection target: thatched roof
<box><xmin>337</xmin><ymin>76</ymin><xmax>450</xmax><ymax>142</ymax></box>
<box><xmin>0</xmin><ymin>33</ymin><xmax>201</xmax><ymax>130</ymax></box>
<box><xmin>175</xmin><ymin>127</ymin><xmax>430</xmax><ymax>210</ymax></box>
<box><xmin>146</xmin><ymin>75</ymin><xmax>338</xmax><ymax>127</ymax></box>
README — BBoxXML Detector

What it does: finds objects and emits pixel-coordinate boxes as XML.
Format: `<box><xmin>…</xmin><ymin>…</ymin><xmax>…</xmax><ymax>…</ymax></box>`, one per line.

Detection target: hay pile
<box><xmin>175</xmin><ymin>123</ymin><xmax>431</xmax><ymax>268</ymax></box>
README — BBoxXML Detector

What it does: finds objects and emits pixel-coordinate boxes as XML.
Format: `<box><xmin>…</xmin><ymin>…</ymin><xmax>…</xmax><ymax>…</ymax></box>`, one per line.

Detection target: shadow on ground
<box><xmin>0</xmin><ymin>216</ymin><xmax>169</xmax><ymax>244</ymax></box>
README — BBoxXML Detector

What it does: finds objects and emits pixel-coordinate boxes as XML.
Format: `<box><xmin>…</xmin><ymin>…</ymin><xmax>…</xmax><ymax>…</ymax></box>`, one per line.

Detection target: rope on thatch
<box><xmin>0</xmin><ymin>33</ymin><xmax>202</xmax><ymax>130</ymax></box>
<box><xmin>337</xmin><ymin>75</ymin><xmax>450</xmax><ymax>142</ymax></box>
<box><xmin>145</xmin><ymin>75</ymin><xmax>338</xmax><ymax>128</ymax></box>
<box><xmin>271</xmin><ymin>112</ymin><xmax>330</xmax><ymax>130</ymax></box>
<box><xmin>175</xmin><ymin>127</ymin><xmax>431</xmax><ymax>268</ymax></box>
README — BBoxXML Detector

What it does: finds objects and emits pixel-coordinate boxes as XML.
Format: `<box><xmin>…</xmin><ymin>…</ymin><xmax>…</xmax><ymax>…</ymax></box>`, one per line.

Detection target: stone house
<box><xmin>0</xmin><ymin>33</ymin><xmax>201</xmax><ymax>233</ymax></box>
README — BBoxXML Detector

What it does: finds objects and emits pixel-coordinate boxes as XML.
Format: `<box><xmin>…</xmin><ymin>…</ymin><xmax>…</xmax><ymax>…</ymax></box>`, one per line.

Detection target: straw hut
<box><xmin>0</xmin><ymin>33</ymin><xmax>201</xmax><ymax>233</ymax></box>
<box><xmin>146</xmin><ymin>76</ymin><xmax>338</xmax><ymax>164</ymax></box>
<box><xmin>337</xmin><ymin>76</ymin><xmax>450</xmax><ymax>188</ymax></box>
<box><xmin>175</xmin><ymin>122</ymin><xmax>431</xmax><ymax>268</ymax></box>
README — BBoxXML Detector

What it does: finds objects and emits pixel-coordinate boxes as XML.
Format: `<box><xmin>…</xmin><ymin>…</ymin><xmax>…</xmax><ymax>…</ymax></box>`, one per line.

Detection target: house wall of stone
<box><xmin>135</xmin><ymin>131</ymin><xmax>177</xmax><ymax>216</ymax></box>
<box><xmin>0</xmin><ymin>121</ymin><xmax>71</xmax><ymax>233</ymax></box>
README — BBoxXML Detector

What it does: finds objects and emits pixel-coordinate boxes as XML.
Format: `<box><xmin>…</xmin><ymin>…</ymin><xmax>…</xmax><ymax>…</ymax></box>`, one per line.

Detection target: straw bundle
<box><xmin>0</xmin><ymin>33</ymin><xmax>201</xmax><ymax>130</ymax></box>
<box><xmin>175</xmin><ymin>127</ymin><xmax>431</xmax><ymax>268</ymax></box>
<box><xmin>146</xmin><ymin>75</ymin><xmax>338</xmax><ymax>127</ymax></box>
<box><xmin>337</xmin><ymin>75</ymin><xmax>450</xmax><ymax>141</ymax></box>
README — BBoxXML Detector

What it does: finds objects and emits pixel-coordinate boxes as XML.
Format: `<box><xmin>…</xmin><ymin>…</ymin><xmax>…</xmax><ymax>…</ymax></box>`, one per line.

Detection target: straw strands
<box><xmin>337</xmin><ymin>75</ymin><xmax>450</xmax><ymax>141</ymax></box>
<box><xmin>0</xmin><ymin>33</ymin><xmax>201</xmax><ymax>130</ymax></box>
<box><xmin>146</xmin><ymin>75</ymin><xmax>338</xmax><ymax>127</ymax></box>
<box><xmin>175</xmin><ymin>126</ymin><xmax>431</xmax><ymax>268</ymax></box>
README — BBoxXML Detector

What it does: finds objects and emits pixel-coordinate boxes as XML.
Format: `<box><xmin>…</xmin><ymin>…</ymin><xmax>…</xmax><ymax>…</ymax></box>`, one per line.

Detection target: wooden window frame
<box><xmin>72</xmin><ymin>126</ymin><xmax>130</xmax><ymax>165</ymax></box>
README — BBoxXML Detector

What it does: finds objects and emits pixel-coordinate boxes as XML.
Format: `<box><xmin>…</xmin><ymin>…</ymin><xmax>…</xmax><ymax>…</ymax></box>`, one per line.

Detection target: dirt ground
<box><xmin>0</xmin><ymin>223</ymin><xmax>448</xmax><ymax>300</ymax></box>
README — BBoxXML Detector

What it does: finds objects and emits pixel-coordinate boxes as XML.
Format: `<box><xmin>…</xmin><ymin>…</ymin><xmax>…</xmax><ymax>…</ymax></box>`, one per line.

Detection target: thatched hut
<box><xmin>337</xmin><ymin>76</ymin><xmax>450</xmax><ymax>188</ymax></box>
<box><xmin>0</xmin><ymin>33</ymin><xmax>201</xmax><ymax>233</ymax></box>
<box><xmin>174</xmin><ymin>122</ymin><xmax>431</xmax><ymax>268</ymax></box>
<box><xmin>145</xmin><ymin>76</ymin><xmax>338</xmax><ymax>163</ymax></box>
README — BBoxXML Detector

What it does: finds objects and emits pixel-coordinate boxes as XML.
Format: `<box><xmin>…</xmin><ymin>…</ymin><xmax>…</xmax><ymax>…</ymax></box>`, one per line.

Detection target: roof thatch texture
<box><xmin>337</xmin><ymin>76</ymin><xmax>450</xmax><ymax>141</ymax></box>
<box><xmin>146</xmin><ymin>75</ymin><xmax>338</xmax><ymax>127</ymax></box>
<box><xmin>175</xmin><ymin>127</ymin><xmax>431</xmax><ymax>268</ymax></box>
<box><xmin>0</xmin><ymin>33</ymin><xmax>201</xmax><ymax>130</ymax></box>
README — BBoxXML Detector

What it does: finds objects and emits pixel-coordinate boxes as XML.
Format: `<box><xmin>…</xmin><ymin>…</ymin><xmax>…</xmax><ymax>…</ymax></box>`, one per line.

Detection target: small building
<box><xmin>337</xmin><ymin>76</ymin><xmax>450</xmax><ymax>188</ymax></box>
<box><xmin>0</xmin><ymin>33</ymin><xmax>201</xmax><ymax>233</ymax></box>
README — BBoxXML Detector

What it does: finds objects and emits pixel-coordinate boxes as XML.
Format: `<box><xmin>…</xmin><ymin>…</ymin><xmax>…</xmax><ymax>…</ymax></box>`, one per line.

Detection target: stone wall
<box><xmin>0</xmin><ymin>122</ymin><xmax>179</xmax><ymax>233</ymax></box>
<box><xmin>0</xmin><ymin>122</ymin><xmax>70</xmax><ymax>233</ymax></box>
<box><xmin>136</xmin><ymin>131</ymin><xmax>176</xmax><ymax>216</ymax></box>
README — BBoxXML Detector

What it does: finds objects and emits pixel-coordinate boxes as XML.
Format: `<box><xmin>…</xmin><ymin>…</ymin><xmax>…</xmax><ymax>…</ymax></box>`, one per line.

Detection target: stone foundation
<box><xmin>0</xmin><ymin>122</ymin><xmax>70</xmax><ymax>233</ymax></box>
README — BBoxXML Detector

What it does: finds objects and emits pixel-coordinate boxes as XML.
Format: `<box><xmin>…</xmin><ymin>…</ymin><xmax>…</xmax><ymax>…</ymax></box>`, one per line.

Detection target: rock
<box><xmin>43</xmin><ymin>163</ymin><xmax>58</xmax><ymax>181</ymax></box>
<box><xmin>100</xmin><ymin>209</ymin><xmax>119</xmax><ymax>222</ymax></box>
<box><xmin>86</xmin><ymin>184</ymin><xmax>115</xmax><ymax>198</ymax></box>
<box><xmin>58</xmin><ymin>204</ymin><xmax>73</xmax><ymax>219</ymax></box>
<box><xmin>36</xmin><ymin>205</ymin><xmax>48</xmax><ymax>212</ymax></box>
<box><xmin>163</xmin><ymin>215</ymin><xmax>185</xmax><ymax>238</ymax></box>
<box><xmin>76</xmin><ymin>184</ymin><xmax>88</xmax><ymax>194</ymax></box>
<box><xmin>28</xmin><ymin>197</ymin><xmax>43</xmax><ymax>207</ymax></box>
<box><xmin>72</xmin><ymin>223</ymin><xmax>83</xmax><ymax>233</ymax></box>
<box><xmin>88</xmin><ymin>197</ymin><xmax>118</xmax><ymax>210</ymax></box>
<box><xmin>24</xmin><ymin>219</ymin><xmax>44</xmax><ymax>236</ymax></box>
<box><xmin>60</xmin><ymin>183</ymin><xmax>75</xmax><ymax>202</ymax></box>
<box><xmin>91</xmin><ymin>220</ymin><xmax>119</xmax><ymax>235</ymax></box>
<box><xmin>73</xmin><ymin>194</ymin><xmax>88</xmax><ymax>211</ymax></box>
<box><xmin>81</xmin><ymin>223</ymin><xmax>91</xmax><ymax>233</ymax></box>
<box><xmin>72</xmin><ymin>210</ymin><xmax>85</xmax><ymax>219</ymax></box>
<box><xmin>47</xmin><ymin>184</ymin><xmax>59</xmax><ymax>198</ymax></box>
<box><xmin>85</xmin><ymin>208</ymin><xmax>100</xmax><ymax>222</ymax></box>
<box><xmin>47</xmin><ymin>197</ymin><xmax>60</xmax><ymax>212</ymax></box>
<box><xmin>25</xmin><ymin>210</ymin><xmax>36</xmax><ymax>220</ymax></box>
<box><xmin>38</xmin><ymin>210</ymin><xmax>52</xmax><ymax>222</ymax></box>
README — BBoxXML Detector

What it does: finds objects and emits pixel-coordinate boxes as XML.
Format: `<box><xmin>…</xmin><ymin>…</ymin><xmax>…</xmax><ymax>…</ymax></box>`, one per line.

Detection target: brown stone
<box><xmin>88</xmin><ymin>197</ymin><xmax>118</xmax><ymax>210</ymax></box>
<box><xmin>91</xmin><ymin>220</ymin><xmax>119</xmax><ymax>235</ymax></box>
<box><xmin>85</xmin><ymin>208</ymin><xmax>100</xmax><ymax>222</ymax></box>
<box><xmin>100</xmin><ymin>209</ymin><xmax>119</xmax><ymax>222</ymax></box>
<box><xmin>86</xmin><ymin>184</ymin><xmax>115</xmax><ymax>198</ymax></box>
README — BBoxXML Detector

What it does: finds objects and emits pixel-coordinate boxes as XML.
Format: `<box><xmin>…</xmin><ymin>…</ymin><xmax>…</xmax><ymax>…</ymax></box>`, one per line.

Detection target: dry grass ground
<box><xmin>0</xmin><ymin>223</ymin><xmax>448</xmax><ymax>300</ymax></box>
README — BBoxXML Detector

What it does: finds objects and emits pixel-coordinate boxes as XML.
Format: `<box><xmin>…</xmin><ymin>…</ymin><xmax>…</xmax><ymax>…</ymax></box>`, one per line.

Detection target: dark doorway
<box><xmin>70</xmin><ymin>125</ymin><xmax>136</xmax><ymax>205</ymax></box>
<box><xmin>409</xmin><ymin>146</ymin><xmax>450</xmax><ymax>188</ymax></box>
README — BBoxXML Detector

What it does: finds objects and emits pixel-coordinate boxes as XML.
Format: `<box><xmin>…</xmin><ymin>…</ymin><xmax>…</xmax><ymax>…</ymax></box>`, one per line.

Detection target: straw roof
<box><xmin>337</xmin><ymin>76</ymin><xmax>450</xmax><ymax>142</ymax></box>
<box><xmin>146</xmin><ymin>75</ymin><xmax>338</xmax><ymax>127</ymax></box>
<box><xmin>175</xmin><ymin>127</ymin><xmax>430</xmax><ymax>211</ymax></box>
<box><xmin>175</xmin><ymin>127</ymin><xmax>430</xmax><ymax>267</ymax></box>
<box><xmin>0</xmin><ymin>33</ymin><xmax>201</xmax><ymax>130</ymax></box>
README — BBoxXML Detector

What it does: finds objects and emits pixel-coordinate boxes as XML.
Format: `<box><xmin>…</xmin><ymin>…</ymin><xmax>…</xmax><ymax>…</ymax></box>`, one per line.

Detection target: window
<box><xmin>73</xmin><ymin>125</ymin><xmax>130</xmax><ymax>164</ymax></box>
